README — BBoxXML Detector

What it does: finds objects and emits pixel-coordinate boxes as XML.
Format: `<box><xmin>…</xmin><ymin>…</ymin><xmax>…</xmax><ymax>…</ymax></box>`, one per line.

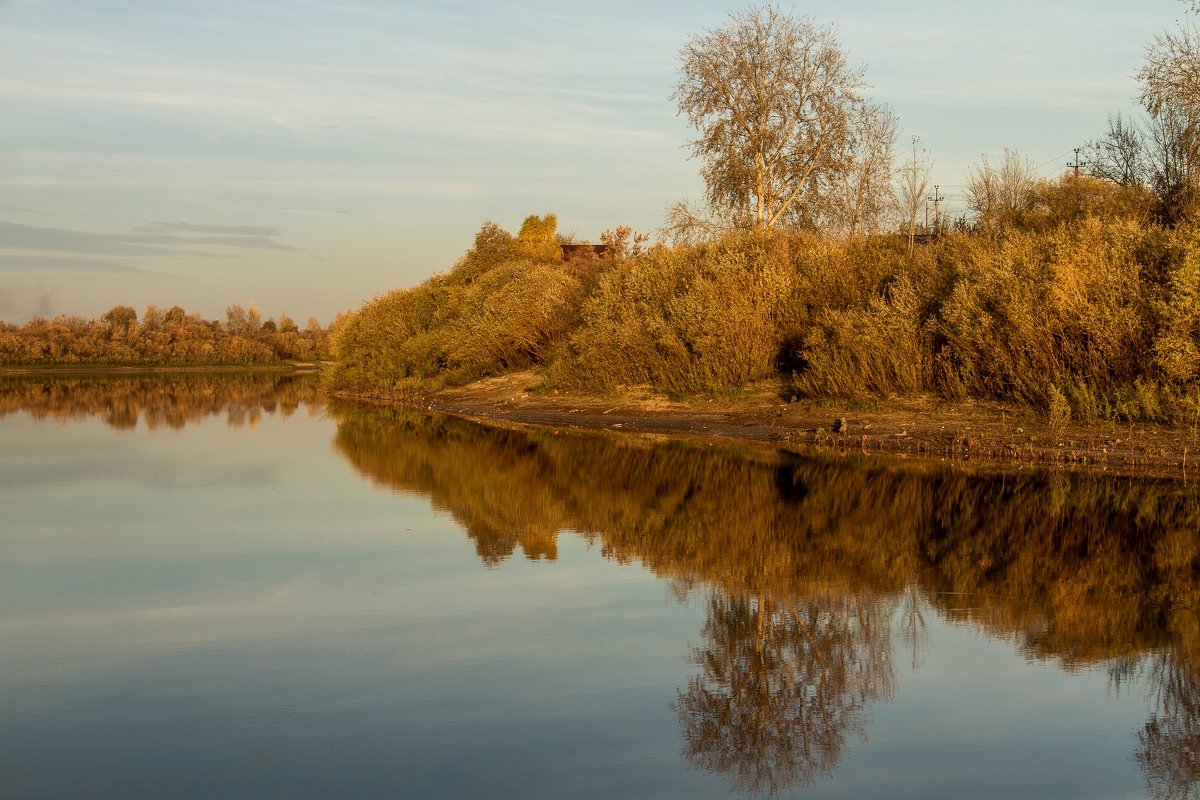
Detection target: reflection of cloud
<box><xmin>0</xmin><ymin>454</ymin><xmax>275</xmax><ymax>492</ymax></box>
<box><xmin>154</xmin><ymin>464</ymin><xmax>277</xmax><ymax>491</ymax></box>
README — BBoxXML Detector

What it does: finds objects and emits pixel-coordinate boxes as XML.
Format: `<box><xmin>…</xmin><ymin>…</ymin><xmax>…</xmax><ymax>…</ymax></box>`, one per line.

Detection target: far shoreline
<box><xmin>0</xmin><ymin>361</ymin><xmax>323</xmax><ymax>376</ymax></box>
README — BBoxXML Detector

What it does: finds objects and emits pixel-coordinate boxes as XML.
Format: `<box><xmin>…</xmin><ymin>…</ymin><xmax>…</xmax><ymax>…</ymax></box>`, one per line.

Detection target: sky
<box><xmin>0</xmin><ymin>0</ymin><xmax>1189</xmax><ymax>325</ymax></box>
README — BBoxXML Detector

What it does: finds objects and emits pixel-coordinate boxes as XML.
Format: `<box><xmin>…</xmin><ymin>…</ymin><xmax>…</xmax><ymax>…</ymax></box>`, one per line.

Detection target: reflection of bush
<box><xmin>331</xmin><ymin>403</ymin><xmax>1200</xmax><ymax>670</ymax></box>
<box><xmin>344</xmin><ymin>402</ymin><xmax>1200</xmax><ymax>796</ymax></box>
<box><xmin>0</xmin><ymin>373</ymin><xmax>323</xmax><ymax>430</ymax></box>
<box><xmin>331</xmin><ymin>408</ymin><xmax>569</xmax><ymax>564</ymax></box>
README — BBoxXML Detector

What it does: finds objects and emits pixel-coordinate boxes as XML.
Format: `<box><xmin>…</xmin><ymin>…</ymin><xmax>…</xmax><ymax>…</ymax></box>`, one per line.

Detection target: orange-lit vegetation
<box><xmin>0</xmin><ymin>303</ymin><xmax>332</xmax><ymax>366</ymax></box>
<box><xmin>331</xmin><ymin>177</ymin><xmax>1200</xmax><ymax>423</ymax></box>
<box><xmin>329</xmin><ymin>214</ymin><xmax>595</xmax><ymax>393</ymax></box>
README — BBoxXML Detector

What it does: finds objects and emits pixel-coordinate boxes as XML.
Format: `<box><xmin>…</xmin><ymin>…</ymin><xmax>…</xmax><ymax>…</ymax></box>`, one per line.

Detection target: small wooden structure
<box><xmin>560</xmin><ymin>243</ymin><xmax>609</xmax><ymax>260</ymax></box>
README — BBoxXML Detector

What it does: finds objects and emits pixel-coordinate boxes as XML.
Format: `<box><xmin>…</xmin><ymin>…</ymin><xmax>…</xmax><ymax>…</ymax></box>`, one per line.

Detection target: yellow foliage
<box><xmin>330</xmin><ymin>203</ymin><xmax>1200</xmax><ymax>421</ymax></box>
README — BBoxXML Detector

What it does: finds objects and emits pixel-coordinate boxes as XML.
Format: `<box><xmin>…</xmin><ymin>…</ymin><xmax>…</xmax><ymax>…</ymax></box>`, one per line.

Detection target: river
<box><xmin>1</xmin><ymin>373</ymin><xmax>1197</xmax><ymax>799</ymax></box>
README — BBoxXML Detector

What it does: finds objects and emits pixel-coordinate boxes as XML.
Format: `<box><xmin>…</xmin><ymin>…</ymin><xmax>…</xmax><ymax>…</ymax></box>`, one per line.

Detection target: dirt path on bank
<box><xmin>404</xmin><ymin>371</ymin><xmax>1200</xmax><ymax>482</ymax></box>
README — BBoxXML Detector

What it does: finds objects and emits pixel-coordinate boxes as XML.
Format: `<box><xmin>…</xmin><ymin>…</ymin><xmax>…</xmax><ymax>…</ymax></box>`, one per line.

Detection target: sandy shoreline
<box><xmin>352</xmin><ymin>371</ymin><xmax>1200</xmax><ymax>482</ymax></box>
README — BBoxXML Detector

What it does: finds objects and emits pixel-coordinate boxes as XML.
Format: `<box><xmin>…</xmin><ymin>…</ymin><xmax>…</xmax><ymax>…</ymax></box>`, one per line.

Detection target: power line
<box><xmin>1032</xmin><ymin>149</ymin><xmax>1075</xmax><ymax>174</ymax></box>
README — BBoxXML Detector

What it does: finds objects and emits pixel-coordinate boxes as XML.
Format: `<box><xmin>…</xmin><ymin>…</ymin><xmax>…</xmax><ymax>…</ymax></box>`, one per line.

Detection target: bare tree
<box><xmin>1085</xmin><ymin>112</ymin><xmax>1147</xmax><ymax>187</ymax></box>
<box><xmin>1146</xmin><ymin>105</ymin><xmax>1200</xmax><ymax>224</ymax></box>
<box><xmin>672</xmin><ymin>5</ymin><xmax>866</xmax><ymax>231</ymax></box>
<box><xmin>896</xmin><ymin>136</ymin><xmax>932</xmax><ymax>254</ymax></box>
<box><xmin>1136</xmin><ymin>7</ymin><xmax>1200</xmax><ymax>224</ymax></box>
<box><xmin>810</xmin><ymin>103</ymin><xmax>899</xmax><ymax>239</ymax></box>
<box><xmin>964</xmin><ymin>148</ymin><xmax>1037</xmax><ymax>231</ymax></box>
<box><xmin>661</xmin><ymin>197</ymin><xmax>736</xmax><ymax>245</ymax></box>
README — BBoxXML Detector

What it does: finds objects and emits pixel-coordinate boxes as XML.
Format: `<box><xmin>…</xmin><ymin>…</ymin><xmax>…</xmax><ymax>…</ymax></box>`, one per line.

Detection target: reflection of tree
<box><xmin>675</xmin><ymin>589</ymin><xmax>895</xmax><ymax>796</ymax></box>
<box><xmin>899</xmin><ymin>583</ymin><xmax>930</xmax><ymax>671</ymax></box>
<box><xmin>331</xmin><ymin>404</ymin><xmax>1200</xmax><ymax>669</ymax></box>
<box><xmin>0</xmin><ymin>373</ymin><xmax>321</xmax><ymax>430</ymax></box>
<box><xmin>1138</xmin><ymin>649</ymin><xmax>1200</xmax><ymax>799</ymax></box>
<box><xmin>329</xmin><ymin>403</ymin><xmax>1200</xmax><ymax>793</ymax></box>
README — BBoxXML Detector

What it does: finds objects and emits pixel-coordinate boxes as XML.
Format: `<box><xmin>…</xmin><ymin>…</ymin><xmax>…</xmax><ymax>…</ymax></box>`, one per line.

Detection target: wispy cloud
<box><xmin>134</xmin><ymin>221</ymin><xmax>281</xmax><ymax>236</ymax></box>
<box><xmin>0</xmin><ymin>253</ymin><xmax>148</xmax><ymax>273</ymax></box>
<box><xmin>0</xmin><ymin>220</ymin><xmax>214</xmax><ymax>257</ymax></box>
<box><xmin>0</xmin><ymin>206</ymin><xmax>54</xmax><ymax>216</ymax></box>
<box><xmin>0</xmin><ymin>220</ymin><xmax>294</xmax><ymax>258</ymax></box>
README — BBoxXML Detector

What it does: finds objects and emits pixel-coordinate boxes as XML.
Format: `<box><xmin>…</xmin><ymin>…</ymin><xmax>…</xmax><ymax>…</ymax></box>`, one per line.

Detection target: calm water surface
<box><xmin>1</xmin><ymin>374</ymin><xmax>1198</xmax><ymax>799</ymax></box>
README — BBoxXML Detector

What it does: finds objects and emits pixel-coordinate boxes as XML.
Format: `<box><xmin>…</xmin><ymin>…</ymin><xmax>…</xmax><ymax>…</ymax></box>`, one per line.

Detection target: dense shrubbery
<box><xmin>331</xmin><ymin>177</ymin><xmax>1200</xmax><ymax>423</ymax></box>
<box><xmin>330</xmin><ymin>214</ymin><xmax>590</xmax><ymax>392</ymax></box>
<box><xmin>0</xmin><ymin>303</ymin><xmax>331</xmax><ymax>366</ymax></box>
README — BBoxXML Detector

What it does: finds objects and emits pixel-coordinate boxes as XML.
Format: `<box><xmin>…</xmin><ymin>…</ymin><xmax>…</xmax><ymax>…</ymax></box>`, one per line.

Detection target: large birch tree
<box><xmin>672</xmin><ymin>5</ymin><xmax>867</xmax><ymax>231</ymax></box>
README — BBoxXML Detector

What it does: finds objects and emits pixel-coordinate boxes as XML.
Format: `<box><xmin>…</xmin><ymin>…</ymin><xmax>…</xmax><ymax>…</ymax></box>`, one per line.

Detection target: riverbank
<box><xmin>341</xmin><ymin>370</ymin><xmax>1200</xmax><ymax>481</ymax></box>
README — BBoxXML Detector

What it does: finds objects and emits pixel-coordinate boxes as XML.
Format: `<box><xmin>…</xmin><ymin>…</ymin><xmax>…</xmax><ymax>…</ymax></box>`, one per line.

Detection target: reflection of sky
<box><xmin>0</xmin><ymin>403</ymin><xmax>1155</xmax><ymax>798</ymax></box>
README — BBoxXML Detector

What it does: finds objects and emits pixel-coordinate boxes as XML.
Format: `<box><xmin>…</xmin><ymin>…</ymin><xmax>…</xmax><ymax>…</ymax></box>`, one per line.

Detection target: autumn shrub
<box><xmin>330</xmin><ymin>215</ymin><xmax>584</xmax><ymax>393</ymax></box>
<box><xmin>796</xmin><ymin>274</ymin><xmax>931</xmax><ymax>397</ymax></box>
<box><xmin>930</xmin><ymin>221</ymin><xmax>1160</xmax><ymax>414</ymax></box>
<box><xmin>328</xmin><ymin>278</ymin><xmax>459</xmax><ymax>391</ymax></box>
<box><xmin>553</xmin><ymin>231</ymin><xmax>795</xmax><ymax>393</ymax></box>
<box><xmin>327</xmin><ymin>195</ymin><xmax>1199</xmax><ymax>422</ymax></box>
<box><xmin>449</xmin><ymin>260</ymin><xmax>583</xmax><ymax>373</ymax></box>
<box><xmin>1150</xmin><ymin>226</ymin><xmax>1200</xmax><ymax>384</ymax></box>
<box><xmin>1016</xmin><ymin>174</ymin><xmax>1157</xmax><ymax>233</ymax></box>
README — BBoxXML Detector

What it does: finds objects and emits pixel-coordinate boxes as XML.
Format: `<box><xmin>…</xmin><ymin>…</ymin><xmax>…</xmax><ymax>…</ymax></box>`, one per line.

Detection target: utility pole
<box><xmin>1067</xmin><ymin>147</ymin><xmax>1089</xmax><ymax>176</ymax></box>
<box><xmin>926</xmin><ymin>185</ymin><xmax>944</xmax><ymax>235</ymax></box>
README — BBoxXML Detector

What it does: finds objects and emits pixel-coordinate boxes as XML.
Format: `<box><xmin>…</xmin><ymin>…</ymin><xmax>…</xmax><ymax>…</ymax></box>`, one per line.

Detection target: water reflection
<box><xmin>0</xmin><ymin>372</ymin><xmax>323</xmax><ymax>430</ymax></box>
<box><xmin>1133</xmin><ymin>649</ymin><xmax>1200</xmax><ymax>800</ymax></box>
<box><xmin>677</xmin><ymin>590</ymin><xmax>896</xmax><ymax>795</ymax></box>
<box><xmin>330</xmin><ymin>402</ymin><xmax>1200</xmax><ymax>798</ymax></box>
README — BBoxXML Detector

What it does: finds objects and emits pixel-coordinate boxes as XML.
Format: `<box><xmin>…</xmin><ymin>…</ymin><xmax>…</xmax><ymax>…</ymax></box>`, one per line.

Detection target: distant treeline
<box><xmin>330</xmin><ymin>175</ymin><xmax>1200</xmax><ymax>424</ymax></box>
<box><xmin>0</xmin><ymin>303</ymin><xmax>333</xmax><ymax>366</ymax></box>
